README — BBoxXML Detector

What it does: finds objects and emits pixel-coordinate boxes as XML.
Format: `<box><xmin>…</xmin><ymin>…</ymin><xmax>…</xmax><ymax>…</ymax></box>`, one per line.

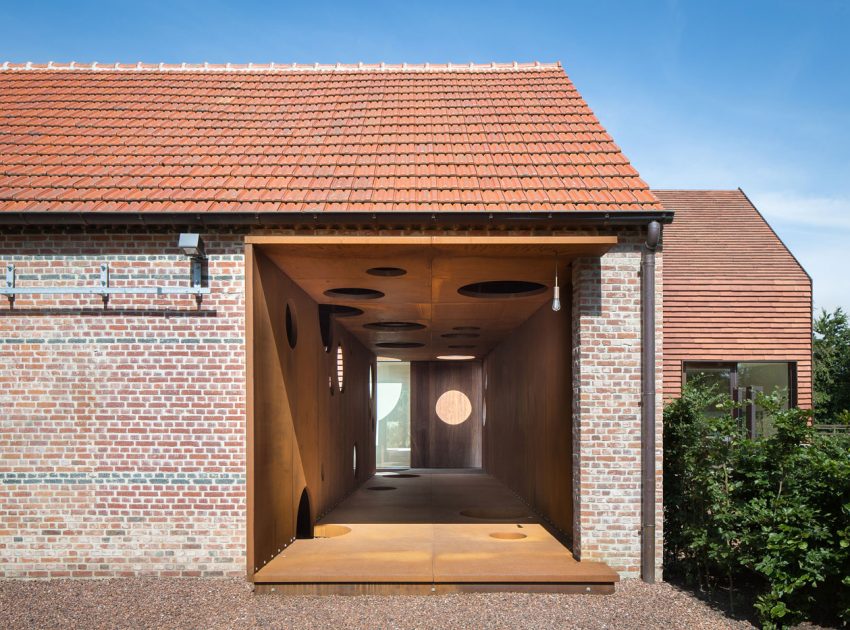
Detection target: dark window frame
<box><xmin>682</xmin><ymin>360</ymin><xmax>797</xmax><ymax>406</ymax></box>
<box><xmin>682</xmin><ymin>360</ymin><xmax>798</xmax><ymax>438</ymax></box>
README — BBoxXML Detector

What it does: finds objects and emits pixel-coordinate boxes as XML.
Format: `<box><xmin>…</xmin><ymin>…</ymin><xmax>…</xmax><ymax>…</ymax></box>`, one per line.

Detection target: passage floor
<box><xmin>253</xmin><ymin>469</ymin><xmax>618</xmax><ymax>593</ymax></box>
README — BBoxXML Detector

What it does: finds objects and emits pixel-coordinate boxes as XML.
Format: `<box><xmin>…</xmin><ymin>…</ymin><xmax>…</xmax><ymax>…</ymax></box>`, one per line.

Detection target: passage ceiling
<box><xmin>254</xmin><ymin>236</ymin><xmax>616</xmax><ymax>361</ymax></box>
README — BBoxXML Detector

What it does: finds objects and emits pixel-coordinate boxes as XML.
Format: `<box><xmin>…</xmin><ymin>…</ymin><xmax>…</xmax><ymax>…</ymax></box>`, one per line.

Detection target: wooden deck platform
<box><xmin>253</xmin><ymin>470</ymin><xmax>618</xmax><ymax>594</ymax></box>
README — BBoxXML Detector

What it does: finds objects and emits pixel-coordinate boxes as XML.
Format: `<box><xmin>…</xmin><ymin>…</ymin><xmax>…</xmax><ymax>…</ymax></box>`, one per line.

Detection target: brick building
<box><xmin>0</xmin><ymin>62</ymin><xmax>810</xmax><ymax>589</ymax></box>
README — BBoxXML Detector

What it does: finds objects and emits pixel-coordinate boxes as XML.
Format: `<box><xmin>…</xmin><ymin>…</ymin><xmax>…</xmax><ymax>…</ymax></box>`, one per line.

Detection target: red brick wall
<box><xmin>656</xmin><ymin>190</ymin><xmax>813</xmax><ymax>408</ymax></box>
<box><xmin>1</xmin><ymin>225</ymin><xmax>666</xmax><ymax>580</ymax></box>
<box><xmin>571</xmin><ymin>229</ymin><xmax>664</xmax><ymax>578</ymax></box>
<box><xmin>0</xmin><ymin>230</ymin><xmax>246</xmax><ymax>578</ymax></box>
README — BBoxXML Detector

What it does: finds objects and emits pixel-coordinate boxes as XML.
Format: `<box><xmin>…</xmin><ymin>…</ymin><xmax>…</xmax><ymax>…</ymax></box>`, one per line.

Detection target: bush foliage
<box><xmin>813</xmin><ymin>307</ymin><xmax>850</xmax><ymax>422</ymax></box>
<box><xmin>664</xmin><ymin>384</ymin><xmax>850</xmax><ymax>628</ymax></box>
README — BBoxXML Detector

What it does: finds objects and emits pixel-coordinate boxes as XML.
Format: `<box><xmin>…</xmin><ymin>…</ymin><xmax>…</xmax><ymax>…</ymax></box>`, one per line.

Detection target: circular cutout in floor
<box><xmin>320</xmin><ymin>304</ymin><xmax>365</xmax><ymax>318</ymax></box>
<box><xmin>324</xmin><ymin>287</ymin><xmax>385</xmax><ymax>300</ymax></box>
<box><xmin>376</xmin><ymin>342</ymin><xmax>425</xmax><ymax>349</ymax></box>
<box><xmin>367</xmin><ymin>266</ymin><xmax>407</xmax><ymax>277</ymax></box>
<box><xmin>453</xmin><ymin>326</ymin><xmax>481</xmax><ymax>331</ymax></box>
<box><xmin>460</xmin><ymin>507</ymin><xmax>531</xmax><ymax>520</ymax></box>
<box><xmin>364</xmin><ymin>321</ymin><xmax>426</xmax><ymax>331</ymax></box>
<box><xmin>314</xmin><ymin>524</ymin><xmax>352</xmax><ymax>538</ymax></box>
<box><xmin>441</xmin><ymin>332</ymin><xmax>480</xmax><ymax>339</ymax></box>
<box><xmin>457</xmin><ymin>281</ymin><xmax>547</xmax><ymax>299</ymax></box>
<box><xmin>489</xmin><ymin>532</ymin><xmax>528</xmax><ymax>540</ymax></box>
<box><xmin>367</xmin><ymin>486</ymin><xmax>397</xmax><ymax>491</ymax></box>
<box><xmin>383</xmin><ymin>473</ymin><xmax>419</xmax><ymax>479</ymax></box>
<box><xmin>448</xmin><ymin>344</ymin><xmax>476</xmax><ymax>349</ymax></box>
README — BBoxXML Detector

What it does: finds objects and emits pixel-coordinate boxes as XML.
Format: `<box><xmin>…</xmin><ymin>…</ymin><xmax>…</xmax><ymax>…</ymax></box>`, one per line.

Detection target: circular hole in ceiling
<box><xmin>457</xmin><ymin>280</ymin><xmax>547</xmax><ymax>299</ymax></box>
<box><xmin>367</xmin><ymin>486</ymin><xmax>397</xmax><ymax>491</ymax></box>
<box><xmin>441</xmin><ymin>332</ymin><xmax>480</xmax><ymax>339</ymax></box>
<box><xmin>460</xmin><ymin>507</ymin><xmax>531</xmax><ymax>520</ymax></box>
<box><xmin>436</xmin><ymin>390</ymin><xmax>472</xmax><ymax>425</ymax></box>
<box><xmin>448</xmin><ymin>345</ymin><xmax>476</xmax><ymax>349</ymax></box>
<box><xmin>314</xmin><ymin>524</ymin><xmax>352</xmax><ymax>538</ymax></box>
<box><xmin>366</xmin><ymin>266</ymin><xmax>407</xmax><ymax>277</ymax></box>
<box><xmin>285</xmin><ymin>303</ymin><xmax>297</xmax><ymax>349</ymax></box>
<box><xmin>324</xmin><ymin>287</ymin><xmax>385</xmax><ymax>300</ymax></box>
<box><xmin>453</xmin><ymin>326</ymin><xmax>481</xmax><ymax>331</ymax></box>
<box><xmin>320</xmin><ymin>304</ymin><xmax>364</xmax><ymax>318</ymax></box>
<box><xmin>376</xmin><ymin>342</ymin><xmax>425</xmax><ymax>349</ymax></box>
<box><xmin>489</xmin><ymin>532</ymin><xmax>527</xmax><ymax>540</ymax></box>
<box><xmin>364</xmin><ymin>321</ymin><xmax>426</xmax><ymax>331</ymax></box>
<box><xmin>437</xmin><ymin>355</ymin><xmax>476</xmax><ymax>361</ymax></box>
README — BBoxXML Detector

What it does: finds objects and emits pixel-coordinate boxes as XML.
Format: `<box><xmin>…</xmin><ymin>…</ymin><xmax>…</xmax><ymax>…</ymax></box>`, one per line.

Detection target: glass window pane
<box><xmin>738</xmin><ymin>362</ymin><xmax>790</xmax><ymax>437</ymax></box>
<box><xmin>684</xmin><ymin>365</ymin><xmax>732</xmax><ymax>394</ymax></box>
<box><xmin>376</xmin><ymin>360</ymin><xmax>411</xmax><ymax>468</ymax></box>
<box><xmin>684</xmin><ymin>364</ymin><xmax>732</xmax><ymax>416</ymax></box>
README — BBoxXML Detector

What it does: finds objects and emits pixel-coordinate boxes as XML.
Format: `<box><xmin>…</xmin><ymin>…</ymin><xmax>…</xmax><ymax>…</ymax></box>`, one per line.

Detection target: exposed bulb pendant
<box><xmin>552</xmin><ymin>263</ymin><xmax>561</xmax><ymax>312</ymax></box>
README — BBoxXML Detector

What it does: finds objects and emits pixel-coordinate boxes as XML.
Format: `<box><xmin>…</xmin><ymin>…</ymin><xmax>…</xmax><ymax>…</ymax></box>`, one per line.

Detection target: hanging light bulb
<box><xmin>552</xmin><ymin>262</ymin><xmax>561</xmax><ymax>312</ymax></box>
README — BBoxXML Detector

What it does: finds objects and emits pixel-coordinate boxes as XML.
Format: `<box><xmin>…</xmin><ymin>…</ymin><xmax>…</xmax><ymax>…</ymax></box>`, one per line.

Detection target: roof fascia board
<box><xmin>0</xmin><ymin>210</ymin><xmax>674</xmax><ymax>228</ymax></box>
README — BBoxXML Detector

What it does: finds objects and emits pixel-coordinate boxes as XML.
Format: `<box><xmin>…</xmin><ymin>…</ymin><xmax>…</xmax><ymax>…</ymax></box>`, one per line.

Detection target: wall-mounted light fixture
<box><xmin>178</xmin><ymin>233</ymin><xmax>207</xmax><ymax>298</ymax></box>
<box><xmin>178</xmin><ymin>233</ymin><xmax>205</xmax><ymax>259</ymax></box>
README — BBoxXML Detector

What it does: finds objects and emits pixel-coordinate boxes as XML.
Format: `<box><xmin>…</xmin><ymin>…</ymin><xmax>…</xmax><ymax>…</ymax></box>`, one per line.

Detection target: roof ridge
<box><xmin>0</xmin><ymin>60</ymin><xmax>563</xmax><ymax>73</ymax></box>
<box><xmin>652</xmin><ymin>189</ymin><xmax>743</xmax><ymax>193</ymax></box>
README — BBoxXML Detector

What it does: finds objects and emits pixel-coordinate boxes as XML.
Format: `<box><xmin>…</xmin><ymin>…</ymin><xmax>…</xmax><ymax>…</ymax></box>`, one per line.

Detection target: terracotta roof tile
<box><xmin>0</xmin><ymin>63</ymin><xmax>661</xmax><ymax>213</ymax></box>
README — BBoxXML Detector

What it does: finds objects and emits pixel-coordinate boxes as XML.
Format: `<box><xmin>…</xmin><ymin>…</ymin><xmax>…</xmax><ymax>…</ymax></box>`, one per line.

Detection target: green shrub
<box><xmin>664</xmin><ymin>384</ymin><xmax>850</xmax><ymax>628</ymax></box>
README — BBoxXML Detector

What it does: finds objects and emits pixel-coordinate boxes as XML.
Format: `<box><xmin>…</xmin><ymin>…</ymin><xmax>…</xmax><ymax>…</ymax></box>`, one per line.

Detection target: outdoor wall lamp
<box><xmin>178</xmin><ymin>232</ymin><xmax>206</xmax><ymax>259</ymax></box>
<box><xmin>178</xmin><ymin>233</ymin><xmax>207</xmax><ymax>295</ymax></box>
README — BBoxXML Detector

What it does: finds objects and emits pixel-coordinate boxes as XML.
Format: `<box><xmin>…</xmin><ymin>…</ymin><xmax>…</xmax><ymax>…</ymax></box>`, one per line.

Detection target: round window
<box><xmin>435</xmin><ymin>390</ymin><xmax>472</xmax><ymax>425</ymax></box>
<box><xmin>285</xmin><ymin>303</ymin><xmax>297</xmax><ymax>349</ymax></box>
<box><xmin>336</xmin><ymin>344</ymin><xmax>345</xmax><ymax>391</ymax></box>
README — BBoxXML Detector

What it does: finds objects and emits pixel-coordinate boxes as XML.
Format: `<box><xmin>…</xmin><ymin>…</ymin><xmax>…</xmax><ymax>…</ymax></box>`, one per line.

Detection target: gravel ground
<box><xmin>0</xmin><ymin>578</ymin><xmax>756</xmax><ymax>629</ymax></box>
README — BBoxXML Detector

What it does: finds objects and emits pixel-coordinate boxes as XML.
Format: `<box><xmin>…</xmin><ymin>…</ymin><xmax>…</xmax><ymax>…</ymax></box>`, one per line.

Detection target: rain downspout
<box><xmin>641</xmin><ymin>220</ymin><xmax>661</xmax><ymax>583</ymax></box>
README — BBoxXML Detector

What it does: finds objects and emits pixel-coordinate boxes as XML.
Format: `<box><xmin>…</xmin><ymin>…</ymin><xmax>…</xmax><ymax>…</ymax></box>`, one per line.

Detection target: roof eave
<box><xmin>0</xmin><ymin>210</ymin><xmax>674</xmax><ymax>229</ymax></box>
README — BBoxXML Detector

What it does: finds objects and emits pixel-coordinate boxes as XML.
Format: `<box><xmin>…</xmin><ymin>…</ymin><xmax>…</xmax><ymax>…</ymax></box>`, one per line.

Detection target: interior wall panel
<box><xmin>248</xmin><ymin>249</ymin><xmax>375</xmax><ymax>578</ymax></box>
<box><xmin>411</xmin><ymin>362</ymin><xmax>482</xmax><ymax>468</ymax></box>
<box><xmin>482</xmin><ymin>300</ymin><xmax>573</xmax><ymax>539</ymax></box>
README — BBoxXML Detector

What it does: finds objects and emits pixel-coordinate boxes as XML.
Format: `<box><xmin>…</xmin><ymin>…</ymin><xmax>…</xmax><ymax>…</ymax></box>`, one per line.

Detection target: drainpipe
<box><xmin>641</xmin><ymin>220</ymin><xmax>661</xmax><ymax>583</ymax></box>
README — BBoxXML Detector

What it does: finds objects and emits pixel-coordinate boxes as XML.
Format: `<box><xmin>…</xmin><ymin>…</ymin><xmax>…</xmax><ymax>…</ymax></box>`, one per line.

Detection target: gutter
<box><xmin>0</xmin><ymin>210</ymin><xmax>674</xmax><ymax>228</ymax></box>
<box><xmin>641</xmin><ymin>220</ymin><xmax>661</xmax><ymax>583</ymax></box>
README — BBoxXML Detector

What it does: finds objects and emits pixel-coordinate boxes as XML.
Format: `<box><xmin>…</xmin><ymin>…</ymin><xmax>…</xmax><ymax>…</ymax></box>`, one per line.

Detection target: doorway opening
<box><xmin>246</xmin><ymin>235</ymin><xmax>619</xmax><ymax>591</ymax></box>
<box><xmin>376</xmin><ymin>359</ymin><xmax>411</xmax><ymax>469</ymax></box>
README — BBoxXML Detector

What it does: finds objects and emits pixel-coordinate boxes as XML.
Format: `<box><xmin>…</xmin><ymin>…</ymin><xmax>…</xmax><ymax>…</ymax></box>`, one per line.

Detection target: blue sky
<box><xmin>2</xmin><ymin>0</ymin><xmax>848</xmax><ymax>313</ymax></box>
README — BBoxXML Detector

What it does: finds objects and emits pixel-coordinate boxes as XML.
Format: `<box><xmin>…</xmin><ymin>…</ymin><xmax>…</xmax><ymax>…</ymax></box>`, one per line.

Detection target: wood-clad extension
<box><xmin>656</xmin><ymin>190</ymin><xmax>812</xmax><ymax>407</ymax></box>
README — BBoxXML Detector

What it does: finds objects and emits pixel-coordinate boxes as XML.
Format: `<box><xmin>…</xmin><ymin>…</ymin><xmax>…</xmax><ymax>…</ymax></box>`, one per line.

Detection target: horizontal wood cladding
<box><xmin>656</xmin><ymin>190</ymin><xmax>812</xmax><ymax>407</ymax></box>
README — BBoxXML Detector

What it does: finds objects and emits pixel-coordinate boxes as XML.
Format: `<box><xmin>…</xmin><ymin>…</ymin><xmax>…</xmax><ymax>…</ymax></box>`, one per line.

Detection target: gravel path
<box><xmin>1</xmin><ymin>578</ymin><xmax>755</xmax><ymax>629</ymax></box>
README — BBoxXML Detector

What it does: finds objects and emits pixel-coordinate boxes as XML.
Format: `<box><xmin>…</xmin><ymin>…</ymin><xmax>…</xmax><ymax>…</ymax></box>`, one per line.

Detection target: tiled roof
<box><xmin>0</xmin><ymin>62</ymin><xmax>661</xmax><ymax>214</ymax></box>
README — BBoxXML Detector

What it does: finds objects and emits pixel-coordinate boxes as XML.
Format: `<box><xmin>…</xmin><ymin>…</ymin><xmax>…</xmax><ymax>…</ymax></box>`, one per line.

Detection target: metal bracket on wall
<box><xmin>5</xmin><ymin>263</ymin><xmax>15</xmax><ymax>306</ymax></box>
<box><xmin>0</xmin><ymin>262</ymin><xmax>211</xmax><ymax>308</ymax></box>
